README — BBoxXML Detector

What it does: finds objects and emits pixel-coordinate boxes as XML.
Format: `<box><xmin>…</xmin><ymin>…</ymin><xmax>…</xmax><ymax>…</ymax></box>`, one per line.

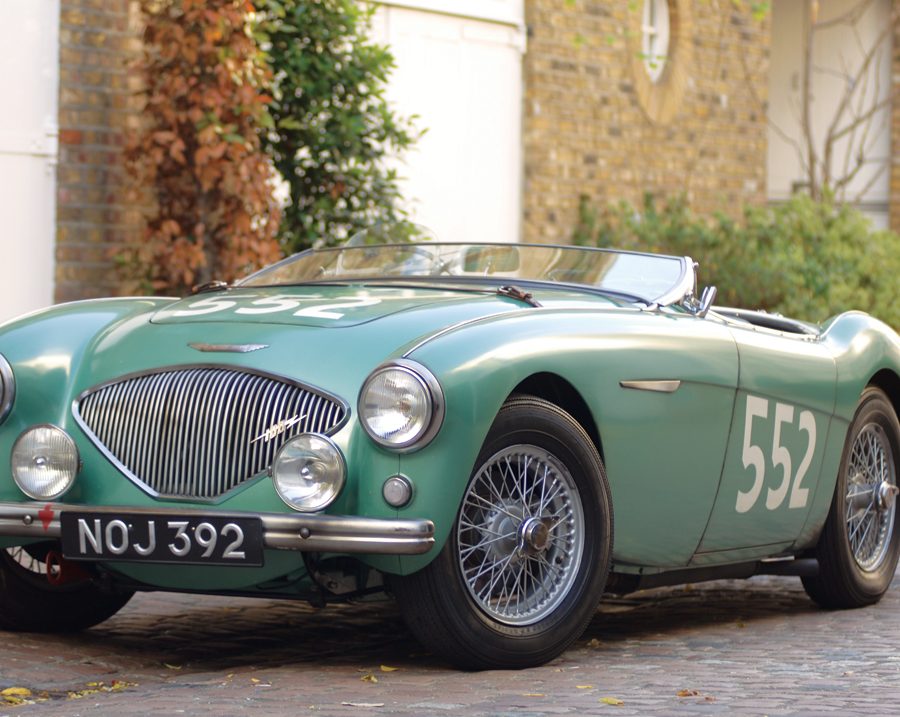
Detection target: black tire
<box><xmin>802</xmin><ymin>387</ymin><xmax>900</xmax><ymax>608</ymax></box>
<box><xmin>0</xmin><ymin>543</ymin><xmax>133</xmax><ymax>632</ymax></box>
<box><xmin>392</xmin><ymin>396</ymin><xmax>612</xmax><ymax>669</ymax></box>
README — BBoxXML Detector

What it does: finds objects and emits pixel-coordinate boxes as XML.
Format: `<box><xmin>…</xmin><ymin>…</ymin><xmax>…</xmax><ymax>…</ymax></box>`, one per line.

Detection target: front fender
<box><xmin>0</xmin><ymin>299</ymin><xmax>174</xmax><ymax>501</ymax></box>
<box><xmin>394</xmin><ymin>307</ymin><xmax>739</xmax><ymax>574</ymax></box>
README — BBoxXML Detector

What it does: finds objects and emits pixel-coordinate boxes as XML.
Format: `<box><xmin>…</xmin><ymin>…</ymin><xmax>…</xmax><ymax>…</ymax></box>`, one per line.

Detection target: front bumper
<box><xmin>0</xmin><ymin>502</ymin><xmax>434</xmax><ymax>556</ymax></box>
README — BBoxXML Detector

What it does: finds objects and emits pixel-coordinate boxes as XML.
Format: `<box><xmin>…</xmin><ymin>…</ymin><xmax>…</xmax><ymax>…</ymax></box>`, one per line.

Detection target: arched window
<box><xmin>642</xmin><ymin>0</ymin><xmax>670</xmax><ymax>82</ymax></box>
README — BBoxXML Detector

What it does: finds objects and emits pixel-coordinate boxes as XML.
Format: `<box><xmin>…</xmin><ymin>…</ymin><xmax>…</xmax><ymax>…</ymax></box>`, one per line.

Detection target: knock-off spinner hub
<box><xmin>878</xmin><ymin>481</ymin><xmax>899</xmax><ymax>511</ymax></box>
<box><xmin>519</xmin><ymin>517</ymin><xmax>550</xmax><ymax>554</ymax></box>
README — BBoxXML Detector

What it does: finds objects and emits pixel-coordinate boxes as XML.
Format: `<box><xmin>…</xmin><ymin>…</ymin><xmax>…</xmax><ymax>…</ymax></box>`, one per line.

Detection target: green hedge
<box><xmin>573</xmin><ymin>193</ymin><xmax>900</xmax><ymax>330</ymax></box>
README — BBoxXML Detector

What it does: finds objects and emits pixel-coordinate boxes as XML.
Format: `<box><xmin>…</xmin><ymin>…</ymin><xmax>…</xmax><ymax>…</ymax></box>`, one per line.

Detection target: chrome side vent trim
<box><xmin>619</xmin><ymin>379</ymin><xmax>682</xmax><ymax>394</ymax></box>
<box><xmin>74</xmin><ymin>367</ymin><xmax>347</xmax><ymax>500</ymax></box>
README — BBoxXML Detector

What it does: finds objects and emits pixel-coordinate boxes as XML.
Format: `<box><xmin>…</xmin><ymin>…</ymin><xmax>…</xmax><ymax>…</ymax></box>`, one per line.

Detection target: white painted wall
<box><xmin>767</xmin><ymin>0</ymin><xmax>892</xmax><ymax>227</ymax></box>
<box><xmin>0</xmin><ymin>1</ymin><xmax>59</xmax><ymax>323</ymax></box>
<box><xmin>371</xmin><ymin>0</ymin><xmax>525</xmax><ymax>243</ymax></box>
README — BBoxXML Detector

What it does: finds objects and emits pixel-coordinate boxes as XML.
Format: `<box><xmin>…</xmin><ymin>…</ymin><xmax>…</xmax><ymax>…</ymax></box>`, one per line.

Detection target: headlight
<box><xmin>358</xmin><ymin>360</ymin><xmax>444</xmax><ymax>451</ymax></box>
<box><xmin>0</xmin><ymin>354</ymin><xmax>14</xmax><ymax>424</ymax></box>
<box><xmin>11</xmin><ymin>425</ymin><xmax>79</xmax><ymax>500</ymax></box>
<box><xmin>271</xmin><ymin>434</ymin><xmax>345</xmax><ymax>512</ymax></box>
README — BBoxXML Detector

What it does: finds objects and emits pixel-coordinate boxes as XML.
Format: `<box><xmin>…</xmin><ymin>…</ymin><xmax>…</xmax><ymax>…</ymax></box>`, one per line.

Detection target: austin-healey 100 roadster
<box><xmin>0</xmin><ymin>240</ymin><xmax>897</xmax><ymax>669</ymax></box>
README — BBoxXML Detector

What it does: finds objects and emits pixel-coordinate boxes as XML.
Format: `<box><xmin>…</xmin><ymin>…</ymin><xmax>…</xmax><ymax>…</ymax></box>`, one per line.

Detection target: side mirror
<box><xmin>681</xmin><ymin>285</ymin><xmax>717</xmax><ymax>318</ymax></box>
<box><xmin>696</xmin><ymin>285</ymin><xmax>717</xmax><ymax>318</ymax></box>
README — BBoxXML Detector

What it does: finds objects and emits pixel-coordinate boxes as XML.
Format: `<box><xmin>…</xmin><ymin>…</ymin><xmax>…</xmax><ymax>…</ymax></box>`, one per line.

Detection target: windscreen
<box><xmin>241</xmin><ymin>243</ymin><xmax>688</xmax><ymax>304</ymax></box>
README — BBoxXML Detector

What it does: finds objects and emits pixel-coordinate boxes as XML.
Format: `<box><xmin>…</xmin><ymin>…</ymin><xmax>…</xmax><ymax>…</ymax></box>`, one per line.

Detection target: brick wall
<box><xmin>522</xmin><ymin>0</ymin><xmax>772</xmax><ymax>244</ymax></box>
<box><xmin>891</xmin><ymin>19</ymin><xmax>900</xmax><ymax>234</ymax></box>
<box><xmin>56</xmin><ymin>0</ymin><xmax>143</xmax><ymax>302</ymax></box>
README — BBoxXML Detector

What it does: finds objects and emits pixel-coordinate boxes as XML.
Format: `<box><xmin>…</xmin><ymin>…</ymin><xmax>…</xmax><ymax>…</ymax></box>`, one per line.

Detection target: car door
<box><xmin>696</xmin><ymin>320</ymin><xmax>836</xmax><ymax>555</ymax></box>
<box><xmin>594</xmin><ymin>308</ymin><xmax>740</xmax><ymax>568</ymax></box>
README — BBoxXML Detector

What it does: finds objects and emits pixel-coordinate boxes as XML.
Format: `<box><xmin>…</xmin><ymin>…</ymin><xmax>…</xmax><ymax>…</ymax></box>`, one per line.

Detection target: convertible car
<box><xmin>0</xmin><ymin>240</ymin><xmax>897</xmax><ymax>669</ymax></box>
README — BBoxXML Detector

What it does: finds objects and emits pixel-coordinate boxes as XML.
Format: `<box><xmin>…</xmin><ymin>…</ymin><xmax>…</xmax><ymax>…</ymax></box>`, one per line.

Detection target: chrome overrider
<box><xmin>0</xmin><ymin>502</ymin><xmax>435</xmax><ymax>555</ymax></box>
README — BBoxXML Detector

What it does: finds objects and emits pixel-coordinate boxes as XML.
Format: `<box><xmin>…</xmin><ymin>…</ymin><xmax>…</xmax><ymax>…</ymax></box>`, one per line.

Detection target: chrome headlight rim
<box><xmin>271</xmin><ymin>432</ymin><xmax>347</xmax><ymax>513</ymax></box>
<box><xmin>11</xmin><ymin>424</ymin><xmax>80</xmax><ymax>501</ymax></box>
<box><xmin>0</xmin><ymin>354</ymin><xmax>14</xmax><ymax>425</ymax></box>
<box><xmin>358</xmin><ymin>359</ymin><xmax>445</xmax><ymax>453</ymax></box>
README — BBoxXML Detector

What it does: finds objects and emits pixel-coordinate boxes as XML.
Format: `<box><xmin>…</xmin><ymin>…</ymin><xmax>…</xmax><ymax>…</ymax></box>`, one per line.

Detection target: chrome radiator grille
<box><xmin>75</xmin><ymin>368</ymin><xmax>346</xmax><ymax>499</ymax></box>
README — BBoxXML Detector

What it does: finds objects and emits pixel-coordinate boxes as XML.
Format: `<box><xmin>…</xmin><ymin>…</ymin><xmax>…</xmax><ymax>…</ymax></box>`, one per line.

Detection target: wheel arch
<box><xmin>868</xmin><ymin>368</ymin><xmax>900</xmax><ymax>420</ymax></box>
<box><xmin>511</xmin><ymin>372</ymin><xmax>604</xmax><ymax>462</ymax></box>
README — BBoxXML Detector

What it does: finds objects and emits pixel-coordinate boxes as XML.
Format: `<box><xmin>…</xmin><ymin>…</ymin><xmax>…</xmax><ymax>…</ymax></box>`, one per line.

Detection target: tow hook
<box><xmin>45</xmin><ymin>551</ymin><xmax>91</xmax><ymax>586</ymax></box>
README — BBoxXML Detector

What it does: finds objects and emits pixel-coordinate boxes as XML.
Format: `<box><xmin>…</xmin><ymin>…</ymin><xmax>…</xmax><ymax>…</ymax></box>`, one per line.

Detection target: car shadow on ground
<box><xmin>45</xmin><ymin>576</ymin><xmax>822</xmax><ymax>674</ymax></box>
<box><xmin>582</xmin><ymin>576</ymin><xmax>819</xmax><ymax>644</ymax></box>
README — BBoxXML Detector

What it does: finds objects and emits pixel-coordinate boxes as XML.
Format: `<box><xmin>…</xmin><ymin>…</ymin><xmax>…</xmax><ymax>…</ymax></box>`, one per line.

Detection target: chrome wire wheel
<box><xmin>845</xmin><ymin>422</ymin><xmax>897</xmax><ymax>572</ymax></box>
<box><xmin>4</xmin><ymin>546</ymin><xmax>54</xmax><ymax>580</ymax></box>
<box><xmin>457</xmin><ymin>444</ymin><xmax>585</xmax><ymax>626</ymax></box>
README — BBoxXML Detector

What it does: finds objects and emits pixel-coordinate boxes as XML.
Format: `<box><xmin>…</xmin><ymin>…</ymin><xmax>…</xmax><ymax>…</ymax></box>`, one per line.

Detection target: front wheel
<box><xmin>802</xmin><ymin>387</ymin><xmax>900</xmax><ymax>608</ymax></box>
<box><xmin>392</xmin><ymin>396</ymin><xmax>612</xmax><ymax>669</ymax></box>
<box><xmin>0</xmin><ymin>543</ymin><xmax>133</xmax><ymax>632</ymax></box>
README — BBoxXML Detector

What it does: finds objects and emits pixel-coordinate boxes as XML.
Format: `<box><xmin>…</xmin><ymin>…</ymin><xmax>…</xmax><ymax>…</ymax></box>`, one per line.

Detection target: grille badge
<box><xmin>251</xmin><ymin>415</ymin><xmax>307</xmax><ymax>444</ymax></box>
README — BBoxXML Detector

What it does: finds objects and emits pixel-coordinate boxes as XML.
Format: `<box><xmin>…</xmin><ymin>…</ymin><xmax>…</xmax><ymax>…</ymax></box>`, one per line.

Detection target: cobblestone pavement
<box><xmin>2</xmin><ymin>573</ymin><xmax>899</xmax><ymax>716</ymax></box>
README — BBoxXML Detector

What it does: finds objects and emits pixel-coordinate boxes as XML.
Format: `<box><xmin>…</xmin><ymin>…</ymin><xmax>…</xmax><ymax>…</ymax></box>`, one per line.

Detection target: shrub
<box><xmin>254</xmin><ymin>0</ymin><xmax>418</xmax><ymax>253</ymax></box>
<box><xmin>574</xmin><ymin>193</ymin><xmax>900</xmax><ymax>330</ymax></box>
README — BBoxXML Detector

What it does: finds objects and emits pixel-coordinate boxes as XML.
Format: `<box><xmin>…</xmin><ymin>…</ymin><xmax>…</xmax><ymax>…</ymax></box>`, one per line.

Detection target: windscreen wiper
<box><xmin>497</xmin><ymin>285</ymin><xmax>541</xmax><ymax>308</ymax></box>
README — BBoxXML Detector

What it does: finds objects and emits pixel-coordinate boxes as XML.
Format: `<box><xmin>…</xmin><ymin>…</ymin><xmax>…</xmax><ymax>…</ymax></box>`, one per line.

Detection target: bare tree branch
<box><xmin>813</xmin><ymin>0</ymin><xmax>876</xmax><ymax>31</ymax></box>
<box><xmin>802</xmin><ymin>0</ymin><xmax>819</xmax><ymax>197</ymax></box>
<box><xmin>822</xmin><ymin>6</ymin><xmax>896</xmax><ymax>167</ymax></box>
<box><xmin>831</xmin><ymin>95</ymin><xmax>892</xmax><ymax>144</ymax></box>
<box><xmin>851</xmin><ymin>158</ymin><xmax>889</xmax><ymax>204</ymax></box>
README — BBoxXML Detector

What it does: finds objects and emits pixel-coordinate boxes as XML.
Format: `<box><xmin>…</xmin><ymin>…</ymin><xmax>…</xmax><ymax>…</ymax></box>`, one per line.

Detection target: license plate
<box><xmin>60</xmin><ymin>512</ymin><xmax>264</xmax><ymax>567</ymax></box>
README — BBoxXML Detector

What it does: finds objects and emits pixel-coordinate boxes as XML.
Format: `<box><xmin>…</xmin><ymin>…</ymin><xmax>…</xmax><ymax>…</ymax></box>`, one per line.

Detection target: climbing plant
<box><xmin>254</xmin><ymin>0</ymin><xmax>418</xmax><ymax>253</ymax></box>
<box><xmin>123</xmin><ymin>0</ymin><xmax>282</xmax><ymax>295</ymax></box>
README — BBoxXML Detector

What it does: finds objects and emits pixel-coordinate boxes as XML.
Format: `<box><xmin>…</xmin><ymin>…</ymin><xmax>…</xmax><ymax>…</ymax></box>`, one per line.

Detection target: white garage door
<box><xmin>0</xmin><ymin>1</ymin><xmax>59</xmax><ymax>322</ymax></box>
<box><xmin>371</xmin><ymin>0</ymin><xmax>525</xmax><ymax>243</ymax></box>
<box><xmin>767</xmin><ymin>0</ymin><xmax>891</xmax><ymax>228</ymax></box>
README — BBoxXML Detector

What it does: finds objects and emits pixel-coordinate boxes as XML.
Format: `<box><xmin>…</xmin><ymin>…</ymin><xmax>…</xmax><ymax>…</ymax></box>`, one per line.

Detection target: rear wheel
<box><xmin>802</xmin><ymin>387</ymin><xmax>900</xmax><ymax>608</ymax></box>
<box><xmin>392</xmin><ymin>396</ymin><xmax>612</xmax><ymax>669</ymax></box>
<box><xmin>0</xmin><ymin>543</ymin><xmax>133</xmax><ymax>632</ymax></box>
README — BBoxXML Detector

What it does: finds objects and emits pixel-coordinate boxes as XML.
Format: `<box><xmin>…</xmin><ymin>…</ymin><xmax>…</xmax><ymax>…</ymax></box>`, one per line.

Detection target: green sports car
<box><xmin>0</xmin><ymin>240</ymin><xmax>898</xmax><ymax>669</ymax></box>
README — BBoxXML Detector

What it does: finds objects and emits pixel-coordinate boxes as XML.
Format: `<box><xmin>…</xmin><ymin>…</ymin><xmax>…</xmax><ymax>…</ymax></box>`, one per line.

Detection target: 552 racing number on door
<box><xmin>736</xmin><ymin>395</ymin><xmax>817</xmax><ymax>514</ymax></box>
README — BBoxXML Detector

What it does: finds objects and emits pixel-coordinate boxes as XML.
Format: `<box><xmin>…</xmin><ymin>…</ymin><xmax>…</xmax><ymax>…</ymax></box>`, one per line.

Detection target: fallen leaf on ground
<box><xmin>522</xmin><ymin>693</ymin><xmax>545</xmax><ymax>697</ymax></box>
<box><xmin>600</xmin><ymin>696</ymin><xmax>624</xmax><ymax>706</ymax></box>
<box><xmin>586</xmin><ymin>638</ymin><xmax>602</xmax><ymax>648</ymax></box>
<box><xmin>163</xmin><ymin>663</ymin><xmax>183</xmax><ymax>670</ymax></box>
<box><xmin>361</xmin><ymin>674</ymin><xmax>378</xmax><ymax>683</ymax></box>
<box><xmin>1</xmin><ymin>688</ymin><xmax>32</xmax><ymax>698</ymax></box>
<box><xmin>67</xmin><ymin>681</ymin><xmax>137</xmax><ymax>700</ymax></box>
<box><xmin>379</xmin><ymin>665</ymin><xmax>399</xmax><ymax>672</ymax></box>
<box><xmin>576</xmin><ymin>685</ymin><xmax>594</xmax><ymax>689</ymax></box>
<box><xmin>677</xmin><ymin>689</ymin><xmax>701</xmax><ymax>697</ymax></box>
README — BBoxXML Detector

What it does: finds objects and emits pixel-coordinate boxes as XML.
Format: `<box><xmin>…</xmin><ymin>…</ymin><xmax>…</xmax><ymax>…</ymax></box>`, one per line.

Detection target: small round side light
<box><xmin>383</xmin><ymin>475</ymin><xmax>413</xmax><ymax>508</ymax></box>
